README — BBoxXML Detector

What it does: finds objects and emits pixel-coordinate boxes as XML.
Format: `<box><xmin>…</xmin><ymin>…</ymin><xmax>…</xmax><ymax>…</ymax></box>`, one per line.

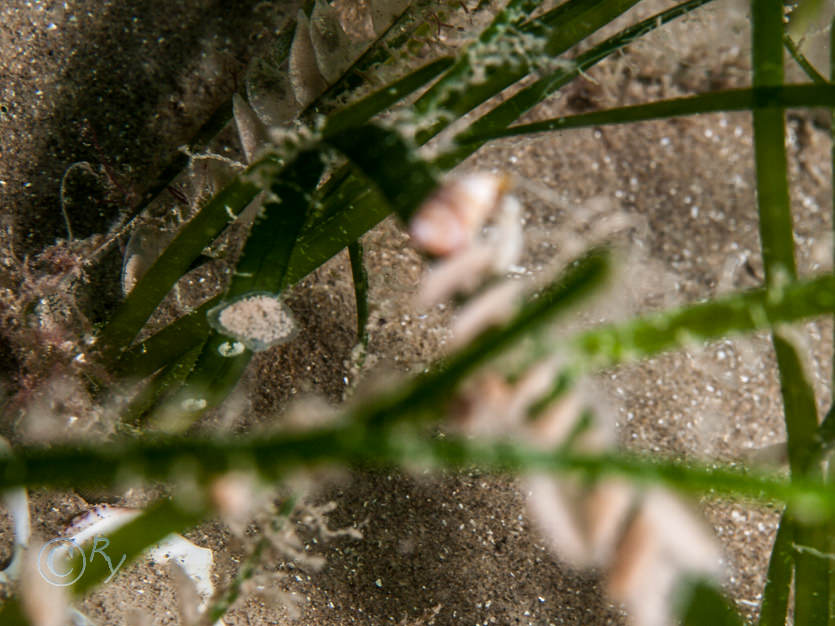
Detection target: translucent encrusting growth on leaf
<box><xmin>232</xmin><ymin>94</ymin><xmax>270</xmax><ymax>166</ymax></box>
<box><xmin>208</xmin><ymin>293</ymin><xmax>296</xmax><ymax>352</ymax></box>
<box><xmin>245</xmin><ymin>49</ymin><xmax>301</xmax><ymax>126</ymax></box>
<box><xmin>310</xmin><ymin>0</ymin><xmax>358</xmax><ymax>84</ymax></box>
<box><xmin>289</xmin><ymin>10</ymin><xmax>329</xmax><ymax>111</ymax></box>
<box><xmin>121</xmin><ymin>224</ymin><xmax>168</xmax><ymax>296</ymax></box>
<box><xmin>246</xmin><ymin>0</ymin><xmax>415</xmax><ymax>127</ymax></box>
<box><xmin>368</xmin><ymin>0</ymin><xmax>411</xmax><ymax>36</ymax></box>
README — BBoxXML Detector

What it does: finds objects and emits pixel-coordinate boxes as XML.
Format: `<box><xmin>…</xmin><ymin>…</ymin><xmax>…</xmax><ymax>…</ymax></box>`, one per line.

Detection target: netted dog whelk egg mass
<box><xmin>208</xmin><ymin>293</ymin><xmax>296</xmax><ymax>353</ymax></box>
<box><xmin>408</xmin><ymin>173</ymin><xmax>514</xmax><ymax>257</ymax></box>
<box><xmin>407</xmin><ymin>172</ymin><xmax>525</xmax><ymax>341</ymax></box>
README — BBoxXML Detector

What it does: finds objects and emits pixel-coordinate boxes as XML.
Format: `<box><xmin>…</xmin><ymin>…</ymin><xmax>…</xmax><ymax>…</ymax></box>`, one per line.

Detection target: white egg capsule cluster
<box><xmin>409</xmin><ymin>173</ymin><xmax>524</xmax><ymax>322</ymax></box>
<box><xmin>409</xmin><ymin>173</ymin><xmax>513</xmax><ymax>257</ymax></box>
<box><xmin>450</xmin><ymin>364</ymin><xmax>722</xmax><ymax>626</ymax></box>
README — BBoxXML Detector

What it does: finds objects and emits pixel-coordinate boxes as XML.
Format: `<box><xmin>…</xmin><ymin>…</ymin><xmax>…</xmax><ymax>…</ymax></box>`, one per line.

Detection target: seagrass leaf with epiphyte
<box><xmin>117</xmin><ymin>0</ymin><xmax>421</xmax><ymax>349</ymax></box>
<box><xmin>104</xmin><ymin>0</ymin><xmax>712</xmax><ymax>376</ymax></box>
<box><xmin>116</xmin><ymin>0</ymin><xmax>423</xmax><ymax>249</ymax></box>
<box><xmin>325</xmin><ymin>123</ymin><xmax>439</xmax><ymax>222</ymax></box>
<box><xmin>143</xmin><ymin>151</ymin><xmax>325</xmax><ymax>431</ymax></box>
<box><xmin>108</xmin><ymin>57</ymin><xmax>455</xmax><ymax>390</ymax></box>
<box><xmin>102</xmin><ymin>56</ymin><xmax>454</xmax><ymax>365</ymax></box>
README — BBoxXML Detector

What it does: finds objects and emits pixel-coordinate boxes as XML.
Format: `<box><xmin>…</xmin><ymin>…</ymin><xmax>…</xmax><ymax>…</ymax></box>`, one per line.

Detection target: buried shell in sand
<box><xmin>208</xmin><ymin>293</ymin><xmax>297</xmax><ymax>353</ymax></box>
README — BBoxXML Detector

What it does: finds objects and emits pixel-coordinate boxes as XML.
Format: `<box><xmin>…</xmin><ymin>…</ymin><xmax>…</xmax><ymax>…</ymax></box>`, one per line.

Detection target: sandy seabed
<box><xmin>0</xmin><ymin>0</ymin><xmax>833</xmax><ymax>624</ymax></box>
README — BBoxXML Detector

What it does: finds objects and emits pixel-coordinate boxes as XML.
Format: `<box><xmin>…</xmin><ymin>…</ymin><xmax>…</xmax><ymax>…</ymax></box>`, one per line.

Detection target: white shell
<box><xmin>64</xmin><ymin>505</ymin><xmax>220</xmax><ymax>621</ymax></box>
<box><xmin>0</xmin><ymin>487</ymin><xmax>30</xmax><ymax>586</ymax></box>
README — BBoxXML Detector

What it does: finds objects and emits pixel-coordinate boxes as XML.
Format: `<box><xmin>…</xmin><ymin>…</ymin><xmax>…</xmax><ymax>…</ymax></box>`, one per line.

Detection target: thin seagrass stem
<box><xmin>759</xmin><ymin>513</ymin><xmax>794</xmax><ymax>626</ymax></box>
<box><xmin>565</xmin><ymin>274</ymin><xmax>835</xmax><ymax>370</ymax></box>
<box><xmin>6</xmin><ymin>271</ymin><xmax>835</xmax><ymax>494</ymax></box>
<box><xmin>751</xmin><ymin>0</ymin><xmax>828</xmax><ymax>622</ymax></box>
<box><xmin>460</xmin><ymin>84</ymin><xmax>835</xmax><ymax>143</ymax></box>
<box><xmin>3</xmin><ymin>429</ymin><xmax>835</xmax><ymax>518</ymax></box>
<box><xmin>348</xmin><ymin>240</ymin><xmax>369</xmax><ymax>346</ymax></box>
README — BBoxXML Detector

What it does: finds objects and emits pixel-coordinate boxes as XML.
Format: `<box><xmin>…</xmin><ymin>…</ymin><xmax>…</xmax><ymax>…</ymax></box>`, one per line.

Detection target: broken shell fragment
<box><xmin>208</xmin><ymin>293</ymin><xmax>297</xmax><ymax>352</ymax></box>
<box><xmin>64</xmin><ymin>505</ymin><xmax>218</xmax><ymax>618</ymax></box>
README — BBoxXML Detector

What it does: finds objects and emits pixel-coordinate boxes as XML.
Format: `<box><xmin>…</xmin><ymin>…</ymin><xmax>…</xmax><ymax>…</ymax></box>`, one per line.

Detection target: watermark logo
<box><xmin>37</xmin><ymin>536</ymin><xmax>127</xmax><ymax>586</ymax></box>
